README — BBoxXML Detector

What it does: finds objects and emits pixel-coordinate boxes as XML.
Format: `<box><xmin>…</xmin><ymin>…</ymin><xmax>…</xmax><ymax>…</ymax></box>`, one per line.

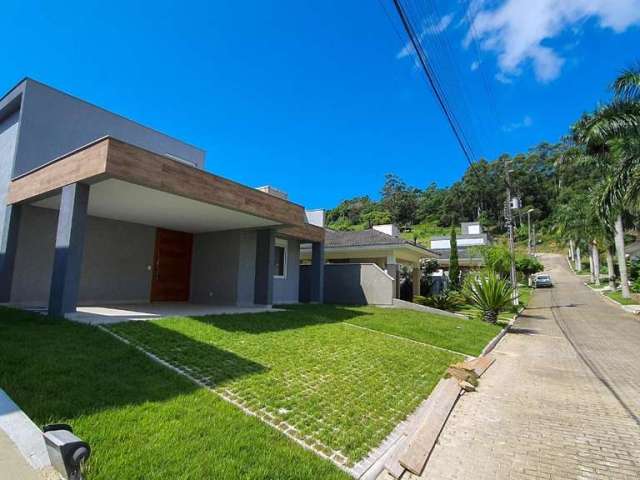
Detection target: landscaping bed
<box><xmin>605</xmin><ymin>290</ymin><xmax>640</xmax><ymax>306</ymax></box>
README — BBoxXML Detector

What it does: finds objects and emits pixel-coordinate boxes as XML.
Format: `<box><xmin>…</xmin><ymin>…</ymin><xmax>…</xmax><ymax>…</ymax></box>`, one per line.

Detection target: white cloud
<box><xmin>470</xmin><ymin>60</ymin><xmax>480</xmax><ymax>71</ymax></box>
<box><xmin>502</xmin><ymin>115</ymin><xmax>533</xmax><ymax>132</ymax></box>
<box><xmin>427</xmin><ymin>13</ymin><xmax>454</xmax><ymax>34</ymax></box>
<box><xmin>397</xmin><ymin>12</ymin><xmax>455</xmax><ymax>59</ymax></box>
<box><xmin>466</xmin><ymin>0</ymin><xmax>640</xmax><ymax>83</ymax></box>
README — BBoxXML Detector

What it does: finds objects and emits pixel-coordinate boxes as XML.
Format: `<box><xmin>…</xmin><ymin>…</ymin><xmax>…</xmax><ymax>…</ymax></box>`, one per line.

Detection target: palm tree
<box><xmin>574</xmin><ymin>66</ymin><xmax>640</xmax><ymax>298</ymax></box>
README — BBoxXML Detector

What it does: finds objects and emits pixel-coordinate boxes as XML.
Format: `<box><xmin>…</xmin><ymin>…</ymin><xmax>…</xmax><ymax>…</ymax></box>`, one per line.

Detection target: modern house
<box><xmin>0</xmin><ymin>78</ymin><xmax>325</xmax><ymax>318</ymax></box>
<box><xmin>300</xmin><ymin>222</ymin><xmax>438</xmax><ymax>303</ymax></box>
<box><xmin>429</xmin><ymin>221</ymin><xmax>491</xmax><ymax>267</ymax></box>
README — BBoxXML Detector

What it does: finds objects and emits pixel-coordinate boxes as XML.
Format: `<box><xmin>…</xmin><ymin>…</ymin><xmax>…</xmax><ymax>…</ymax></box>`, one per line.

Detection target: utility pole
<box><xmin>504</xmin><ymin>159</ymin><xmax>519</xmax><ymax>306</ymax></box>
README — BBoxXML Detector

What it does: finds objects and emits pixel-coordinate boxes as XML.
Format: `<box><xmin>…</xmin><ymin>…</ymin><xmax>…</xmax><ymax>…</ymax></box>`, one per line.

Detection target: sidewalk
<box><xmin>0</xmin><ymin>429</ymin><xmax>43</xmax><ymax>480</ymax></box>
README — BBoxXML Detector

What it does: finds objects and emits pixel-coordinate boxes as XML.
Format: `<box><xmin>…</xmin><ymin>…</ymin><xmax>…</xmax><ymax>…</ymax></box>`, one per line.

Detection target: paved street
<box><xmin>418</xmin><ymin>254</ymin><xmax>640</xmax><ymax>480</ymax></box>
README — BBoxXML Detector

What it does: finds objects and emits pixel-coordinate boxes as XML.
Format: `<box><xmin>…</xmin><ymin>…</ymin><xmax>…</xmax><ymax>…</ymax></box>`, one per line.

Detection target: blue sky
<box><xmin>1</xmin><ymin>0</ymin><xmax>639</xmax><ymax>209</ymax></box>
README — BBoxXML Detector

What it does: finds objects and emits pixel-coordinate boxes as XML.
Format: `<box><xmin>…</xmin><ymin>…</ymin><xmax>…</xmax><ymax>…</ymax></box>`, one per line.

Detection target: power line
<box><xmin>391</xmin><ymin>0</ymin><xmax>477</xmax><ymax>168</ymax></box>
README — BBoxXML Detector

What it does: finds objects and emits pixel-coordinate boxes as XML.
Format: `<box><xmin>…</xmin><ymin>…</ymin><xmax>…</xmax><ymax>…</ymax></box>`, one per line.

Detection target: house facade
<box><xmin>429</xmin><ymin>221</ymin><xmax>491</xmax><ymax>267</ymax></box>
<box><xmin>0</xmin><ymin>79</ymin><xmax>324</xmax><ymax>316</ymax></box>
<box><xmin>300</xmin><ymin>223</ymin><xmax>438</xmax><ymax>302</ymax></box>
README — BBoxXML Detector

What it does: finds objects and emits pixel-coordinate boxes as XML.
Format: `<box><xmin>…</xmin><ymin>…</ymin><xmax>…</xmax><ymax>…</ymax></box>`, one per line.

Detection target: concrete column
<box><xmin>48</xmin><ymin>183</ymin><xmax>90</xmax><ymax>316</ymax></box>
<box><xmin>0</xmin><ymin>205</ymin><xmax>22</xmax><ymax>302</ymax></box>
<box><xmin>254</xmin><ymin>229</ymin><xmax>275</xmax><ymax>305</ymax></box>
<box><xmin>310</xmin><ymin>241</ymin><xmax>324</xmax><ymax>303</ymax></box>
<box><xmin>412</xmin><ymin>265</ymin><xmax>421</xmax><ymax>298</ymax></box>
<box><xmin>386</xmin><ymin>262</ymin><xmax>399</xmax><ymax>298</ymax></box>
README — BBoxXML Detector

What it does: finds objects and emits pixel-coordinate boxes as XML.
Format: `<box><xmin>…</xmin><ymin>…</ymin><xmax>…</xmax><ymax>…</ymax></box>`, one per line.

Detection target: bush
<box><xmin>632</xmin><ymin>277</ymin><xmax>640</xmax><ymax>293</ymax></box>
<box><xmin>415</xmin><ymin>290</ymin><xmax>462</xmax><ymax>311</ymax></box>
<box><xmin>629</xmin><ymin>258</ymin><xmax>640</xmax><ymax>282</ymax></box>
<box><xmin>515</xmin><ymin>256</ymin><xmax>544</xmax><ymax>283</ymax></box>
<box><xmin>462</xmin><ymin>271</ymin><xmax>513</xmax><ymax>323</ymax></box>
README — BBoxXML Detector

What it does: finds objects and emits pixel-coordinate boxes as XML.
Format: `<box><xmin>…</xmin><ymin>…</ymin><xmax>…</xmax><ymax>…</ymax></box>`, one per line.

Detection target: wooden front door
<box><xmin>150</xmin><ymin>228</ymin><xmax>194</xmax><ymax>302</ymax></box>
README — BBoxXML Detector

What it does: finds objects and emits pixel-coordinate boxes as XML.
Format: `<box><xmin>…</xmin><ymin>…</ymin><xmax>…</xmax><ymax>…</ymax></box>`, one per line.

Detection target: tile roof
<box><xmin>323</xmin><ymin>228</ymin><xmax>437</xmax><ymax>255</ymax></box>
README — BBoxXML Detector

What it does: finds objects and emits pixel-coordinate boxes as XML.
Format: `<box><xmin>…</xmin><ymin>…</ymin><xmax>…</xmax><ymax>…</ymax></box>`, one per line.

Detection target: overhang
<box><xmin>7</xmin><ymin>136</ymin><xmax>324</xmax><ymax>241</ymax></box>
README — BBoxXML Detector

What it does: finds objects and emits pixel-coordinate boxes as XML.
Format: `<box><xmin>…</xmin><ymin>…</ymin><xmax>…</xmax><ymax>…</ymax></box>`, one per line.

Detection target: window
<box><xmin>274</xmin><ymin>238</ymin><xmax>288</xmax><ymax>278</ymax></box>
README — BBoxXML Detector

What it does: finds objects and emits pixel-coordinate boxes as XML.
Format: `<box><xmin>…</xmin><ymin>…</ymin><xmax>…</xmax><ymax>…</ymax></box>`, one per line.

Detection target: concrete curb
<box><xmin>583</xmin><ymin>281</ymin><xmax>640</xmax><ymax>315</ymax></box>
<box><xmin>0</xmin><ymin>389</ymin><xmax>52</xmax><ymax>472</ymax></box>
<box><xmin>480</xmin><ymin>310</ymin><xmax>520</xmax><ymax>357</ymax></box>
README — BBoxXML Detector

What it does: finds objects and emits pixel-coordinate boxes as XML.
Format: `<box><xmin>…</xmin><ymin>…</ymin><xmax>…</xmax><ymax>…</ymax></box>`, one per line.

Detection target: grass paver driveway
<box><xmin>0</xmin><ymin>307</ymin><xmax>348</xmax><ymax>480</ymax></box>
<box><xmin>108</xmin><ymin>305</ymin><xmax>472</xmax><ymax>465</ymax></box>
<box><xmin>1</xmin><ymin>304</ymin><xmax>500</xmax><ymax>477</ymax></box>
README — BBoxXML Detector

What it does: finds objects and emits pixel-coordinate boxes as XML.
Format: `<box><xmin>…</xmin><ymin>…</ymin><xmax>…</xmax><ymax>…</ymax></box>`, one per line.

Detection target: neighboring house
<box><xmin>0</xmin><ymin>78</ymin><xmax>324</xmax><ymax>317</ymax></box>
<box><xmin>300</xmin><ymin>222</ymin><xmax>438</xmax><ymax>303</ymax></box>
<box><xmin>429</xmin><ymin>221</ymin><xmax>491</xmax><ymax>267</ymax></box>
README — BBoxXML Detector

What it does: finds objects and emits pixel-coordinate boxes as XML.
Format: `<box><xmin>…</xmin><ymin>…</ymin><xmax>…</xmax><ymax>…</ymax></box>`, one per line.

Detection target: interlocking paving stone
<box><xmin>418</xmin><ymin>254</ymin><xmax>640</xmax><ymax>480</ymax></box>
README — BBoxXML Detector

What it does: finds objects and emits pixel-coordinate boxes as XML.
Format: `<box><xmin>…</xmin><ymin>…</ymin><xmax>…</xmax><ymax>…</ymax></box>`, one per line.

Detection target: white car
<box><xmin>535</xmin><ymin>274</ymin><xmax>553</xmax><ymax>288</ymax></box>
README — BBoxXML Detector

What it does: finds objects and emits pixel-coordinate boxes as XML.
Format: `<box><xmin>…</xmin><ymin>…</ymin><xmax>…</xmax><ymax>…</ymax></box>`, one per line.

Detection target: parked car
<box><xmin>535</xmin><ymin>274</ymin><xmax>553</xmax><ymax>288</ymax></box>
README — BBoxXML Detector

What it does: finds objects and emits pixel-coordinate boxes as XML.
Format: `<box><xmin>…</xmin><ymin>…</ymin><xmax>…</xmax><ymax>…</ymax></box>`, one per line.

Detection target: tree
<box><xmin>572</xmin><ymin>68</ymin><xmax>640</xmax><ymax>298</ymax></box>
<box><xmin>515</xmin><ymin>256</ymin><xmax>544</xmax><ymax>286</ymax></box>
<box><xmin>361</xmin><ymin>209</ymin><xmax>391</xmax><ymax>228</ymax></box>
<box><xmin>449</xmin><ymin>227</ymin><xmax>460</xmax><ymax>288</ymax></box>
<box><xmin>381</xmin><ymin>174</ymin><xmax>419</xmax><ymax>226</ymax></box>
<box><xmin>478</xmin><ymin>244</ymin><xmax>513</xmax><ymax>277</ymax></box>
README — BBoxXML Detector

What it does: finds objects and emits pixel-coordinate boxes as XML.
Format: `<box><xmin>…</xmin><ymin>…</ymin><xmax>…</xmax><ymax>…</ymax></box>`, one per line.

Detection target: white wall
<box><xmin>373</xmin><ymin>224</ymin><xmax>399</xmax><ymax>237</ymax></box>
<box><xmin>431</xmin><ymin>237</ymin><xmax>487</xmax><ymax>249</ymax></box>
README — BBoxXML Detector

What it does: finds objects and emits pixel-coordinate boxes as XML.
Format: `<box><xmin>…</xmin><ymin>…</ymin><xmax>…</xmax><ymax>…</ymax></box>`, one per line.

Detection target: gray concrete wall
<box><xmin>13</xmin><ymin>79</ymin><xmax>205</xmax><ymax>177</ymax></box>
<box><xmin>273</xmin><ymin>238</ymin><xmax>300</xmax><ymax>304</ymax></box>
<box><xmin>300</xmin><ymin>263</ymin><xmax>394</xmax><ymax>305</ymax></box>
<box><xmin>11</xmin><ymin>205</ymin><xmax>155</xmax><ymax>305</ymax></box>
<box><xmin>236</xmin><ymin>231</ymin><xmax>257</xmax><ymax>306</ymax></box>
<box><xmin>190</xmin><ymin>230</ymin><xmax>241</xmax><ymax>305</ymax></box>
<box><xmin>0</xmin><ymin>111</ymin><xmax>20</xmax><ymax>243</ymax></box>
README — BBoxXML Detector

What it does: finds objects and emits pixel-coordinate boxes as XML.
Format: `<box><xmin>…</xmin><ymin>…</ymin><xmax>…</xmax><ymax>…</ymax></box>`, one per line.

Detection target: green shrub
<box><xmin>415</xmin><ymin>291</ymin><xmax>462</xmax><ymax>311</ymax></box>
<box><xmin>462</xmin><ymin>271</ymin><xmax>513</xmax><ymax>323</ymax></box>
<box><xmin>629</xmin><ymin>258</ymin><xmax>640</xmax><ymax>282</ymax></box>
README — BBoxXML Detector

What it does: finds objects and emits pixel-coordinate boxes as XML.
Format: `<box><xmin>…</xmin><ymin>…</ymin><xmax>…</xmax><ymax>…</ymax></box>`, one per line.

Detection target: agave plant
<box><xmin>462</xmin><ymin>271</ymin><xmax>513</xmax><ymax>324</ymax></box>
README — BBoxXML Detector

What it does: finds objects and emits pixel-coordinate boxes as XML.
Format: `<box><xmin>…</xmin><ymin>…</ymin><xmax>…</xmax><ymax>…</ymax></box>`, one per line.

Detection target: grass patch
<box><xmin>400</xmin><ymin>222</ymin><xmax>460</xmax><ymax>245</ymax></box>
<box><xmin>337</xmin><ymin>306</ymin><xmax>501</xmax><ymax>356</ymax></box>
<box><xmin>606</xmin><ymin>290</ymin><xmax>640</xmax><ymax>305</ymax></box>
<box><xmin>109</xmin><ymin>305</ymin><xmax>462</xmax><ymax>464</ymax></box>
<box><xmin>0</xmin><ymin>307</ymin><xmax>349</xmax><ymax>480</ymax></box>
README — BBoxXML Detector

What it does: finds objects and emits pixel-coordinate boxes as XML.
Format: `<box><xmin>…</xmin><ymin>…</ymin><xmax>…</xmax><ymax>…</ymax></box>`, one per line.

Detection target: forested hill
<box><xmin>325</xmin><ymin>142</ymin><xmax>567</xmax><ymax>243</ymax></box>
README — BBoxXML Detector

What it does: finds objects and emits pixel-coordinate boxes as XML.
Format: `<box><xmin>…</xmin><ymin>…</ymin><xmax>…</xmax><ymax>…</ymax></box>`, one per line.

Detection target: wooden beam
<box><xmin>7</xmin><ymin>140</ymin><xmax>109</xmax><ymax>204</ymax></box>
<box><xmin>104</xmin><ymin>138</ymin><xmax>306</xmax><ymax>226</ymax></box>
<box><xmin>7</xmin><ymin>137</ymin><xmax>311</xmax><ymax>229</ymax></box>
<box><xmin>398</xmin><ymin>378</ymin><xmax>461</xmax><ymax>475</ymax></box>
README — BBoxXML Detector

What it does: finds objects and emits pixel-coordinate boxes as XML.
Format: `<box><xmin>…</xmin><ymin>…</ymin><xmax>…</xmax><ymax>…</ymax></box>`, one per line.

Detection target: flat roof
<box><xmin>7</xmin><ymin>136</ymin><xmax>323</xmax><ymax>242</ymax></box>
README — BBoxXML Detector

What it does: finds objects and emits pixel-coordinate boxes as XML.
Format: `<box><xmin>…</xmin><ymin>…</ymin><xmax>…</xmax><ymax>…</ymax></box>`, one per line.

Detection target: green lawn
<box><xmin>0</xmin><ymin>303</ymin><xmax>500</xmax><ymax>475</ymax></box>
<box><xmin>0</xmin><ymin>307</ymin><xmax>348</xmax><ymax>480</ymax></box>
<box><xmin>606</xmin><ymin>290</ymin><xmax>640</xmax><ymax>305</ymax></box>
<box><xmin>332</xmin><ymin>305</ymin><xmax>501</xmax><ymax>356</ymax></box>
<box><xmin>109</xmin><ymin>305</ymin><xmax>466</xmax><ymax>464</ymax></box>
<box><xmin>399</xmin><ymin>222</ymin><xmax>460</xmax><ymax>245</ymax></box>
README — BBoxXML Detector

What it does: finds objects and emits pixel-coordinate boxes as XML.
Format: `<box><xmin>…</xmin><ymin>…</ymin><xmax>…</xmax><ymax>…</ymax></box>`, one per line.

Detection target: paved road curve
<box><xmin>417</xmin><ymin>254</ymin><xmax>640</xmax><ymax>480</ymax></box>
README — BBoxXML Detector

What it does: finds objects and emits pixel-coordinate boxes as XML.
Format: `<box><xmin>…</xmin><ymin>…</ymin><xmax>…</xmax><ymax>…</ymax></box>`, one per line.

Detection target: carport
<box><xmin>0</xmin><ymin>137</ymin><xmax>325</xmax><ymax>317</ymax></box>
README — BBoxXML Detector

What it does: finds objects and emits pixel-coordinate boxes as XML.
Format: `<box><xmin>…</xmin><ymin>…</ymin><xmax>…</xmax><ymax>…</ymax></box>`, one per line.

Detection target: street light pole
<box><xmin>527</xmin><ymin>208</ymin><xmax>534</xmax><ymax>255</ymax></box>
<box><xmin>504</xmin><ymin>159</ymin><xmax>519</xmax><ymax>306</ymax></box>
